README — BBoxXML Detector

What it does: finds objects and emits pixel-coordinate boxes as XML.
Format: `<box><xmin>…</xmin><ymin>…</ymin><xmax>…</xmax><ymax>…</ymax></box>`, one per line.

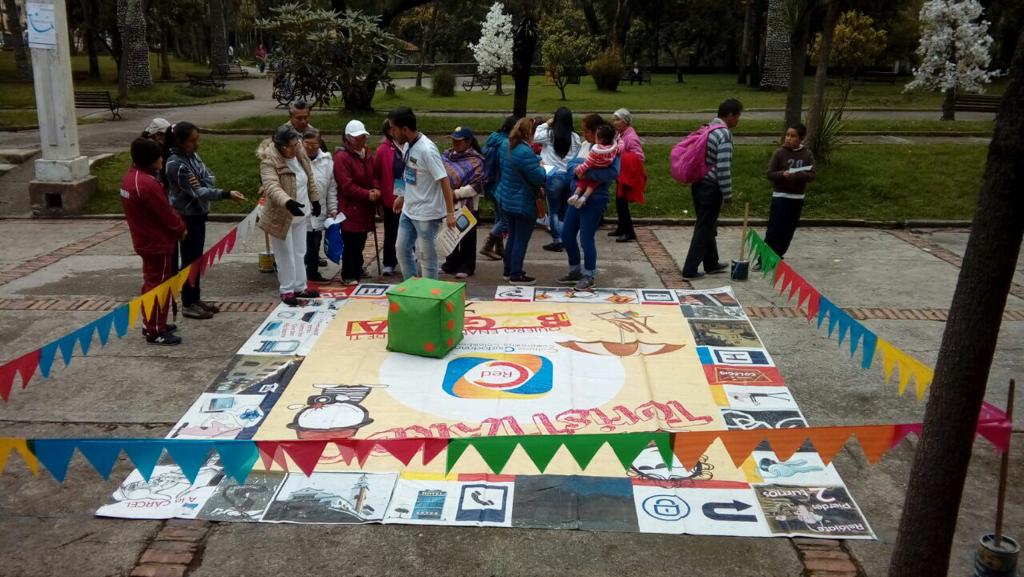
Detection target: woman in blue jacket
<box><xmin>495</xmin><ymin>118</ymin><xmax>547</xmax><ymax>285</ymax></box>
<box><xmin>559</xmin><ymin>114</ymin><xmax>620</xmax><ymax>290</ymax></box>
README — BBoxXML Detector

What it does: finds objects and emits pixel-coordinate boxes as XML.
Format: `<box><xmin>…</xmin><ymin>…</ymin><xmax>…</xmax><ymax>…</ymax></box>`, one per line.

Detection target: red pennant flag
<box><xmin>331</xmin><ymin>440</ymin><xmax>357</xmax><ymax>465</ymax></box>
<box><xmin>223</xmin><ymin>228</ymin><xmax>238</xmax><ymax>255</ymax></box>
<box><xmin>187</xmin><ymin>263</ymin><xmax>201</xmax><ymax>287</ymax></box>
<box><xmin>255</xmin><ymin>441</ymin><xmax>288</xmax><ymax>471</ymax></box>
<box><xmin>762</xmin><ymin>429</ymin><xmax>810</xmax><ymax>462</ymax></box>
<box><xmin>280</xmin><ymin>441</ymin><xmax>327</xmax><ymax>476</ymax></box>
<box><xmin>422</xmin><ymin>438</ymin><xmax>448</xmax><ymax>466</ymax></box>
<box><xmin>891</xmin><ymin>424</ymin><xmax>922</xmax><ymax>448</ymax></box>
<box><xmin>672</xmin><ymin>431</ymin><xmax>719</xmax><ymax>469</ymax></box>
<box><xmin>352</xmin><ymin>440</ymin><xmax>377</xmax><ymax>466</ymax></box>
<box><xmin>377</xmin><ymin>439</ymin><xmax>424</xmax><ymax>466</ymax></box>
<box><xmin>0</xmin><ymin>350</ymin><xmax>41</xmax><ymax>402</ymax></box>
<box><xmin>804</xmin><ymin>288</ymin><xmax>822</xmax><ymax>322</ymax></box>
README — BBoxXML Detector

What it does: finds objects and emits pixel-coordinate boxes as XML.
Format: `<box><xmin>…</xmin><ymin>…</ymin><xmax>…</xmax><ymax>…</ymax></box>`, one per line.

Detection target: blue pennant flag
<box><xmin>215</xmin><ymin>441</ymin><xmax>259</xmax><ymax>484</ymax></box>
<box><xmin>122</xmin><ymin>440</ymin><xmax>164</xmax><ymax>482</ymax></box>
<box><xmin>77</xmin><ymin>440</ymin><xmax>123</xmax><ymax>480</ymax></box>
<box><xmin>860</xmin><ymin>330</ymin><xmax>879</xmax><ymax>369</ymax></box>
<box><xmin>93</xmin><ymin>312</ymin><xmax>116</xmax><ymax>347</ymax></box>
<box><xmin>32</xmin><ymin>440</ymin><xmax>77</xmax><ymax>483</ymax></box>
<box><xmin>848</xmin><ymin>320</ymin><xmax>866</xmax><ymax>356</ymax></box>
<box><xmin>816</xmin><ymin>296</ymin><xmax>833</xmax><ymax>330</ymax></box>
<box><xmin>111</xmin><ymin>305</ymin><xmax>130</xmax><ymax>338</ymax></box>
<box><xmin>835</xmin><ymin>311</ymin><xmax>851</xmax><ymax>346</ymax></box>
<box><xmin>56</xmin><ymin>332</ymin><xmax>78</xmax><ymax>367</ymax></box>
<box><xmin>165</xmin><ymin>440</ymin><xmax>215</xmax><ymax>484</ymax></box>
<box><xmin>38</xmin><ymin>342</ymin><xmax>60</xmax><ymax>379</ymax></box>
<box><xmin>76</xmin><ymin>325</ymin><xmax>96</xmax><ymax>357</ymax></box>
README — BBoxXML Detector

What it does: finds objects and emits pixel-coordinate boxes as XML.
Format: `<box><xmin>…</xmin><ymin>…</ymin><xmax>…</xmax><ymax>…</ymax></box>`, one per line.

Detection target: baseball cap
<box><xmin>345</xmin><ymin>120</ymin><xmax>370</xmax><ymax>138</ymax></box>
<box><xmin>144</xmin><ymin>117</ymin><xmax>171</xmax><ymax>136</ymax></box>
<box><xmin>451</xmin><ymin>126</ymin><xmax>474</xmax><ymax>140</ymax></box>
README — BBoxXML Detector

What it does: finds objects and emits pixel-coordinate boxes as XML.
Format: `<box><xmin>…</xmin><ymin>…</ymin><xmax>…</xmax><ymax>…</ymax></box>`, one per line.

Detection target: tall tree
<box><xmin>805</xmin><ymin>0</ymin><xmax>842</xmax><ymax>153</ymax></box>
<box><xmin>887</xmin><ymin>27</ymin><xmax>1024</xmax><ymax>577</ymax></box>
<box><xmin>469</xmin><ymin>2</ymin><xmax>514</xmax><ymax>95</ymax></box>
<box><xmin>783</xmin><ymin>0</ymin><xmax>813</xmax><ymax>128</ymax></box>
<box><xmin>906</xmin><ymin>0</ymin><xmax>995</xmax><ymax>120</ymax></box>
<box><xmin>3</xmin><ymin>0</ymin><xmax>30</xmax><ymax>81</ymax></box>
<box><xmin>540</xmin><ymin>0</ymin><xmax>594</xmax><ymax>100</ymax></box>
<box><xmin>511</xmin><ymin>2</ymin><xmax>538</xmax><ymax>118</ymax></box>
<box><xmin>608</xmin><ymin>0</ymin><xmax>631</xmax><ymax>55</ymax></box>
<box><xmin>116</xmin><ymin>0</ymin><xmax>152</xmax><ymax>98</ymax></box>
<box><xmin>209</xmin><ymin>0</ymin><xmax>229</xmax><ymax>68</ymax></box>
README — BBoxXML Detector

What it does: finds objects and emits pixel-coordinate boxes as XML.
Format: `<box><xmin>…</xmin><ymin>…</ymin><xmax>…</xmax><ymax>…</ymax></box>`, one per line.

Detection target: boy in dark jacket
<box><xmin>763</xmin><ymin>123</ymin><xmax>816</xmax><ymax>261</ymax></box>
<box><xmin>121</xmin><ymin>138</ymin><xmax>187</xmax><ymax>345</ymax></box>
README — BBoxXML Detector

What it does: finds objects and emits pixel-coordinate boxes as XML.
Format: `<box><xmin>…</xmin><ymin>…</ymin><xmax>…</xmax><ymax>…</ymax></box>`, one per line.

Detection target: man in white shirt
<box><xmin>388</xmin><ymin>107</ymin><xmax>456</xmax><ymax>280</ymax></box>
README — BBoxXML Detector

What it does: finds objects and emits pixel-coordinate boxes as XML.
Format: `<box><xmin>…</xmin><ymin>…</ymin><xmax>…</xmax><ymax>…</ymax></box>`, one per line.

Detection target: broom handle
<box><xmin>739</xmin><ymin>203</ymin><xmax>750</xmax><ymax>261</ymax></box>
<box><xmin>994</xmin><ymin>378</ymin><xmax>1015</xmax><ymax>546</ymax></box>
<box><xmin>264</xmin><ymin>231</ymin><xmax>271</xmax><ymax>253</ymax></box>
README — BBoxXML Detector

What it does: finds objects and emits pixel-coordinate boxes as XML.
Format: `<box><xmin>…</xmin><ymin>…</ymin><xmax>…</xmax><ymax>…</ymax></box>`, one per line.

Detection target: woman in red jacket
<box><xmin>120</xmin><ymin>138</ymin><xmax>187</xmax><ymax>345</ymax></box>
<box><xmin>334</xmin><ymin>119</ymin><xmax>380</xmax><ymax>285</ymax></box>
<box><xmin>371</xmin><ymin>119</ymin><xmax>402</xmax><ymax>277</ymax></box>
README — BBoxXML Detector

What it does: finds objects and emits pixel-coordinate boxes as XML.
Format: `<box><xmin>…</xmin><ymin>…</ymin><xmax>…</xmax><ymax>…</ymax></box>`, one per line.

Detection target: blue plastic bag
<box><xmin>323</xmin><ymin>216</ymin><xmax>344</xmax><ymax>264</ymax></box>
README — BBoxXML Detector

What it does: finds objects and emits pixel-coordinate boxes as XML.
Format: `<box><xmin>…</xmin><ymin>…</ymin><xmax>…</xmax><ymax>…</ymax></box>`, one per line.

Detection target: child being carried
<box><xmin>568</xmin><ymin>125</ymin><xmax>618</xmax><ymax>208</ymax></box>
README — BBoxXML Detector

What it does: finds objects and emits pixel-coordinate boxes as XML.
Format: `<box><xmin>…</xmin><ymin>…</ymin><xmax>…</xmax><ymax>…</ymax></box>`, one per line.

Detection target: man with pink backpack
<box><xmin>671</xmin><ymin>99</ymin><xmax>743</xmax><ymax>280</ymax></box>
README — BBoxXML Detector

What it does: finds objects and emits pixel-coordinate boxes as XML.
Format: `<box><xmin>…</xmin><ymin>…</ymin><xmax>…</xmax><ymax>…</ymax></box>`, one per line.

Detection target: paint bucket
<box><xmin>730</xmin><ymin>259</ymin><xmax>749</xmax><ymax>281</ymax></box>
<box><xmin>258</xmin><ymin>252</ymin><xmax>276</xmax><ymax>273</ymax></box>
<box><xmin>975</xmin><ymin>534</ymin><xmax>1020</xmax><ymax>577</ymax></box>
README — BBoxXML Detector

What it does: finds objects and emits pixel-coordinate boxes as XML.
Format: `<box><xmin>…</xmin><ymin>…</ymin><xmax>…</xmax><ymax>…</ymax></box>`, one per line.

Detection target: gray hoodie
<box><xmin>165</xmin><ymin>148</ymin><xmax>230</xmax><ymax>216</ymax></box>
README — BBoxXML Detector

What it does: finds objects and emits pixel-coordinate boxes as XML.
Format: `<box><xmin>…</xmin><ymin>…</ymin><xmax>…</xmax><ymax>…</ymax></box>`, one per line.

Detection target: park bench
<box><xmin>186</xmin><ymin>74</ymin><xmax>226</xmax><ymax>90</ymax></box>
<box><xmin>462</xmin><ymin>73</ymin><xmax>494</xmax><ymax>92</ymax></box>
<box><xmin>213</xmin><ymin>62</ymin><xmax>248</xmax><ymax>80</ymax></box>
<box><xmin>624</xmin><ymin>69</ymin><xmax>652</xmax><ymax>85</ymax></box>
<box><xmin>73</xmin><ymin>90</ymin><xmax>120</xmax><ymax>120</ymax></box>
<box><xmin>954</xmin><ymin>94</ymin><xmax>1001</xmax><ymax>113</ymax></box>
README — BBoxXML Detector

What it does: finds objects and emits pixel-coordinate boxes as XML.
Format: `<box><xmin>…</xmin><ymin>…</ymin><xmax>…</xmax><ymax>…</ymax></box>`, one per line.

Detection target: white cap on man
<box><xmin>345</xmin><ymin>120</ymin><xmax>370</xmax><ymax>138</ymax></box>
<box><xmin>144</xmin><ymin>117</ymin><xmax>171</xmax><ymax>136</ymax></box>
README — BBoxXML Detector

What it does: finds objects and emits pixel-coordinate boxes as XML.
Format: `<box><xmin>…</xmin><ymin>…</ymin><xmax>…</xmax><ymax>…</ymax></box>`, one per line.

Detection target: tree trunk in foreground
<box><xmin>783</xmin><ymin>4</ymin><xmax>811</xmax><ymax>129</ymax></box>
<box><xmin>887</xmin><ymin>29</ymin><xmax>1024</xmax><ymax>577</ymax></box>
<box><xmin>512</xmin><ymin>12</ymin><xmax>537</xmax><ymax>118</ymax></box>
<box><xmin>3</xmin><ymin>0</ymin><xmax>31</xmax><ymax>80</ymax></box>
<box><xmin>805</xmin><ymin>0</ymin><xmax>841</xmax><ymax>152</ymax></box>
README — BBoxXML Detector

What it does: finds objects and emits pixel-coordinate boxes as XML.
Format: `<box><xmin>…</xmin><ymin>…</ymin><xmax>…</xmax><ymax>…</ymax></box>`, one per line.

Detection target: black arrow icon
<box><xmin>702</xmin><ymin>500</ymin><xmax>758</xmax><ymax>522</ymax></box>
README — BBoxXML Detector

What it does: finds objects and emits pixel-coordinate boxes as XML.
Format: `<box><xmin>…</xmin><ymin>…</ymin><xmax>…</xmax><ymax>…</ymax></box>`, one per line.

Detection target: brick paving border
<box><xmin>0</xmin><ymin>297</ymin><xmax>278</xmax><ymax>313</ymax></box>
<box><xmin>130</xmin><ymin>520</ymin><xmax>213</xmax><ymax>577</ymax></box>
<box><xmin>888</xmin><ymin>229</ymin><xmax>1024</xmax><ymax>301</ymax></box>
<box><xmin>0</xmin><ymin>222</ymin><xmax>128</xmax><ymax>286</ymax></box>
<box><xmin>791</xmin><ymin>538</ymin><xmax>866</xmax><ymax>577</ymax></box>
<box><xmin>634</xmin><ymin>228</ymin><xmax>693</xmax><ymax>289</ymax></box>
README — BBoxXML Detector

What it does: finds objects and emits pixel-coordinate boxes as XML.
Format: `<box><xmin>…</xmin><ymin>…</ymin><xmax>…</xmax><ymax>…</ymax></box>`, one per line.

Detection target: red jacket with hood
<box><xmin>333</xmin><ymin>145</ymin><xmax>377</xmax><ymax>233</ymax></box>
<box><xmin>120</xmin><ymin>165</ymin><xmax>186</xmax><ymax>256</ymax></box>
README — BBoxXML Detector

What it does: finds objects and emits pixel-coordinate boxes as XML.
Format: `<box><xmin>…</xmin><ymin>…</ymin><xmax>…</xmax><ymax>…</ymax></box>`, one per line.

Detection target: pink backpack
<box><xmin>670</xmin><ymin>124</ymin><xmax>727</xmax><ymax>184</ymax></box>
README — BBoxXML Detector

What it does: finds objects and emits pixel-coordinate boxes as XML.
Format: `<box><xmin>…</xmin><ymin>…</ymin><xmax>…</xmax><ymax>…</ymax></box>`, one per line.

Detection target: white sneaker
<box><xmin>455</xmin><ymin>272</ymin><xmax>469</xmax><ymax>279</ymax></box>
<box><xmin>382</xmin><ymin>266</ymin><xmax>395</xmax><ymax>277</ymax></box>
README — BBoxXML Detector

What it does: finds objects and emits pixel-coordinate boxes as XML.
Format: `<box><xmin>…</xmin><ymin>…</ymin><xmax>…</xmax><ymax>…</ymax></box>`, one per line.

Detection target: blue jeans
<box><xmin>545</xmin><ymin>170</ymin><xmax>571</xmax><ymax>242</ymax></box>
<box><xmin>396</xmin><ymin>213</ymin><xmax>442</xmax><ymax>280</ymax></box>
<box><xmin>490</xmin><ymin>197</ymin><xmax>507</xmax><ymax>238</ymax></box>
<box><xmin>503</xmin><ymin>212</ymin><xmax>536</xmax><ymax>278</ymax></box>
<box><xmin>561</xmin><ymin>192</ymin><xmax>608</xmax><ymax>277</ymax></box>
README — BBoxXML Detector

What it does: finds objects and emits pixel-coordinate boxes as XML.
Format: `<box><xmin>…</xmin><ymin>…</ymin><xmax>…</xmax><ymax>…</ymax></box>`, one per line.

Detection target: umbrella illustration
<box><xmin>556</xmin><ymin>310</ymin><xmax>684</xmax><ymax>357</ymax></box>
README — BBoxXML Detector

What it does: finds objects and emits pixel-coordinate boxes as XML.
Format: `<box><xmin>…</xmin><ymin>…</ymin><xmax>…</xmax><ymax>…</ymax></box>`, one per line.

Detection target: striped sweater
<box><xmin>702</xmin><ymin>118</ymin><xmax>734</xmax><ymax>200</ymax></box>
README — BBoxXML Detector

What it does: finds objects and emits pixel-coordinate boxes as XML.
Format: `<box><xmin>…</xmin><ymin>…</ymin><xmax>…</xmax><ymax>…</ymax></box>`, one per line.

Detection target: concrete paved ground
<box><xmin>0</xmin><ymin>219</ymin><xmax>1021</xmax><ymax>577</ymax></box>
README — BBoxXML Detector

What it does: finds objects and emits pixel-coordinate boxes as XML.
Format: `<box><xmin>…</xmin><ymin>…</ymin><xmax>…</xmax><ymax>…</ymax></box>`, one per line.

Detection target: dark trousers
<box><xmin>764</xmin><ymin>196</ymin><xmax>804</xmax><ymax>259</ymax></box>
<box><xmin>341</xmin><ymin>230</ymin><xmax>368</xmax><ymax>281</ymax></box>
<box><xmin>503</xmin><ymin>212</ymin><xmax>536</xmax><ymax>278</ymax></box>
<box><xmin>614</xmin><ymin>196</ymin><xmax>636</xmax><ymax>238</ymax></box>
<box><xmin>383</xmin><ymin>210</ymin><xmax>399</xmax><ymax>268</ymax></box>
<box><xmin>682</xmin><ymin>181</ymin><xmax>723</xmax><ymax>276</ymax></box>
<box><xmin>304</xmin><ymin>230</ymin><xmax>323</xmax><ymax>276</ymax></box>
<box><xmin>179</xmin><ymin>214</ymin><xmax>207</xmax><ymax>306</ymax></box>
<box><xmin>443</xmin><ymin>209</ymin><xmax>478</xmax><ymax>275</ymax></box>
<box><xmin>142</xmin><ymin>252</ymin><xmax>175</xmax><ymax>334</ymax></box>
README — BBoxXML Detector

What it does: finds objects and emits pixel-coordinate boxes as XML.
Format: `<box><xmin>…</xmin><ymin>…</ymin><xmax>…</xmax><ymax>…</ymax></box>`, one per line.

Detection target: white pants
<box><xmin>271</xmin><ymin>220</ymin><xmax>308</xmax><ymax>294</ymax></box>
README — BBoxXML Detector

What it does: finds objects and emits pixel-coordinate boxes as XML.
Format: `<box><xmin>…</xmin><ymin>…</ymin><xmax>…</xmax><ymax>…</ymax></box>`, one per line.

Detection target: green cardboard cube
<box><xmin>386</xmin><ymin>278</ymin><xmax>466</xmax><ymax>358</ymax></box>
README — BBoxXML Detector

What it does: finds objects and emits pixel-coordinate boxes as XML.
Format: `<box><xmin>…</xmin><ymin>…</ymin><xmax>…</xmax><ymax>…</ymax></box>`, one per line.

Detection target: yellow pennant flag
<box><xmin>128</xmin><ymin>297</ymin><xmax>143</xmax><ymax>329</ymax></box>
<box><xmin>0</xmin><ymin>438</ymin><xmax>39</xmax><ymax>476</ymax></box>
<box><xmin>139</xmin><ymin>287</ymin><xmax>159</xmax><ymax>321</ymax></box>
<box><xmin>876</xmin><ymin>338</ymin><xmax>935</xmax><ymax>400</ymax></box>
<box><xmin>169</xmin><ymin>266</ymin><xmax>191</xmax><ymax>298</ymax></box>
<box><xmin>153</xmin><ymin>279</ymin><xmax>173</xmax><ymax>310</ymax></box>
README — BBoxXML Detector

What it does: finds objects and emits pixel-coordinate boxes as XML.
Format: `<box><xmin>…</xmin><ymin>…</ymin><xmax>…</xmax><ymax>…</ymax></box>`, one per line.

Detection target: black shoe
<box><xmin>182</xmin><ymin>304</ymin><xmax>213</xmax><ymax>319</ymax></box>
<box><xmin>607</xmin><ymin>229</ymin><xmax>623</xmax><ymax>237</ymax></box>
<box><xmin>296</xmin><ymin>288</ymin><xmax>321</xmax><ymax>299</ymax></box>
<box><xmin>146</xmin><ymin>331</ymin><xmax>182</xmax><ymax>345</ymax></box>
<box><xmin>142</xmin><ymin>324</ymin><xmax>178</xmax><ymax>339</ymax></box>
<box><xmin>616</xmin><ymin>234</ymin><xmax>637</xmax><ymax>243</ymax></box>
<box><xmin>542</xmin><ymin>242</ymin><xmax>564</xmax><ymax>252</ymax></box>
<box><xmin>196</xmin><ymin>300</ymin><xmax>220</xmax><ymax>314</ymax></box>
<box><xmin>682</xmin><ymin>271</ymin><xmax>706</xmax><ymax>280</ymax></box>
<box><xmin>360</xmin><ymin>268</ymin><xmax>371</xmax><ymax>279</ymax></box>
<box><xmin>557</xmin><ymin>270</ymin><xmax>583</xmax><ymax>284</ymax></box>
<box><xmin>281</xmin><ymin>292</ymin><xmax>300</xmax><ymax>306</ymax></box>
<box><xmin>706</xmin><ymin>263</ymin><xmax>729</xmax><ymax>275</ymax></box>
<box><xmin>318</xmin><ymin>258</ymin><xmax>328</xmax><ymax>267</ymax></box>
<box><xmin>509</xmin><ymin>275</ymin><xmax>536</xmax><ymax>286</ymax></box>
<box><xmin>307</xmin><ymin>271</ymin><xmax>329</xmax><ymax>283</ymax></box>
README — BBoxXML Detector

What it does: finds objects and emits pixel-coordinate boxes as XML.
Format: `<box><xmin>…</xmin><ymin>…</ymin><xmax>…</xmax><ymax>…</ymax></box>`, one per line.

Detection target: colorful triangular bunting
<box><xmin>123</xmin><ymin>440</ymin><xmax>163</xmax><ymax>482</ymax></box>
<box><xmin>77</xmin><ymin>440</ymin><xmax>122</xmax><ymax>479</ymax></box>
<box><xmin>215</xmin><ymin>441</ymin><xmax>259</xmax><ymax>483</ymax></box>
<box><xmin>165</xmin><ymin>440</ymin><xmax>214</xmax><ymax>484</ymax></box>
<box><xmin>562</xmin><ymin>435</ymin><xmax>607</xmax><ymax>470</ymax></box>
<box><xmin>32</xmin><ymin>439</ymin><xmax>77</xmax><ymax>483</ymax></box>
<box><xmin>517</xmin><ymin>435</ymin><xmax>564</xmax><ymax>472</ymax></box>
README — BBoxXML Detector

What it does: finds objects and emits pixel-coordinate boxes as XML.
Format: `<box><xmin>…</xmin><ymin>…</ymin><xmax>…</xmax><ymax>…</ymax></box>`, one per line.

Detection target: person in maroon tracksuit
<box><xmin>121</xmin><ymin>138</ymin><xmax>187</xmax><ymax>345</ymax></box>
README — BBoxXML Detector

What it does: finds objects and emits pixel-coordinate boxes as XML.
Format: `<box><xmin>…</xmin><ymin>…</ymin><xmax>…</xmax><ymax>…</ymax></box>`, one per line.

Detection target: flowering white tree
<box><xmin>469</xmin><ymin>2</ymin><xmax>513</xmax><ymax>95</ymax></box>
<box><xmin>905</xmin><ymin>0</ymin><xmax>995</xmax><ymax>120</ymax></box>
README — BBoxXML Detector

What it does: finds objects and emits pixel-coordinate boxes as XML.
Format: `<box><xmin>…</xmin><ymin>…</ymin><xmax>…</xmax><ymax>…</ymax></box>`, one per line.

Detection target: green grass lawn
<box><xmin>213</xmin><ymin>111</ymin><xmax>993</xmax><ymax>137</ymax></box>
<box><xmin>87</xmin><ymin>137</ymin><xmax>984</xmax><ymax>220</ymax></box>
<box><xmin>368</xmin><ymin>74</ymin><xmax>1006</xmax><ymax>113</ymax></box>
<box><xmin>0</xmin><ymin>109</ymin><xmax>42</xmax><ymax>128</ymax></box>
<box><xmin>0</xmin><ymin>52</ymin><xmax>251</xmax><ymax>109</ymax></box>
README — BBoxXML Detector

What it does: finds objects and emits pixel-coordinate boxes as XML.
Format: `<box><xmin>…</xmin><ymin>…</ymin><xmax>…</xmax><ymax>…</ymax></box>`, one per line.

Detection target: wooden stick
<box><xmin>739</xmin><ymin>203</ymin><xmax>750</xmax><ymax>261</ymax></box>
<box><xmin>994</xmin><ymin>378</ymin><xmax>1015</xmax><ymax>546</ymax></box>
<box><xmin>264</xmin><ymin>231</ymin><xmax>271</xmax><ymax>254</ymax></box>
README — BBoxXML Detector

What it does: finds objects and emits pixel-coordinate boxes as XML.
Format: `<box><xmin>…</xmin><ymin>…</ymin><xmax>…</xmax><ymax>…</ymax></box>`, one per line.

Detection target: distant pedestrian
<box><xmin>681</xmin><ymin>99</ymin><xmax>742</xmax><ymax>280</ymax></box>
<box><xmin>286</xmin><ymin>100</ymin><xmax>315</xmax><ymax>136</ymax></box>
<box><xmin>762</xmin><ymin>123</ymin><xmax>816</xmax><ymax>264</ymax></box>
<box><xmin>303</xmin><ymin>128</ymin><xmax>336</xmax><ymax>283</ymax></box>
<box><xmin>164</xmin><ymin>121</ymin><xmax>246</xmax><ymax>319</ymax></box>
<box><xmin>121</xmin><ymin>138</ymin><xmax>186</xmax><ymax>345</ymax></box>
<box><xmin>478</xmin><ymin>115</ymin><xmax>517</xmax><ymax>261</ymax></box>
<box><xmin>258</xmin><ymin>125</ymin><xmax>322</xmax><ymax>306</ymax></box>
<box><xmin>608</xmin><ymin>108</ymin><xmax>645</xmax><ymax>243</ymax></box>
<box><xmin>496</xmin><ymin>117</ymin><xmax>547</xmax><ymax>286</ymax></box>
<box><xmin>255</xmin><ymin>44</ymin><xmax>268</xmax><ymax>73</ymax></box>
<box><xmin>388</xmin><ymin>107</ymin><xmax>456</xmax><ymax>280</ymax></box>
<box><xmin>533</xmin><ymin>107</ymin><xmax>581</xmax><ymax>252</ymax></box>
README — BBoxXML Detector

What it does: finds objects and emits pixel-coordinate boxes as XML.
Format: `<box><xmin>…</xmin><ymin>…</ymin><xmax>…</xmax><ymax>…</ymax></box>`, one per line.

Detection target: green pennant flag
<box><xmin>652</xmin><ymin>434</ymin><xmax>675</xmax><ymax>471</ymax></box>
<box><xmin>606</xmin><ymin>433</ymin><xmax>660</xmax><ymax>471</ymax></box>
<box><xmin>469</xmin><ymin>437</ymin><xmax>521</xmax><ymax>474</ymax></box>
<box><xmin>517</xmin><ymin>435</ymin><xmax>564</xmax><ymax>473</ymax></box>
<box><xmin>563</xmin><ymin>435</ymin><xmax>607</xmax><ymax>470</ymax></box>
<box><xmin>446</xmin><ymin>438</ymin><xmax>470</xmax><ymax>474</ymax></box>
